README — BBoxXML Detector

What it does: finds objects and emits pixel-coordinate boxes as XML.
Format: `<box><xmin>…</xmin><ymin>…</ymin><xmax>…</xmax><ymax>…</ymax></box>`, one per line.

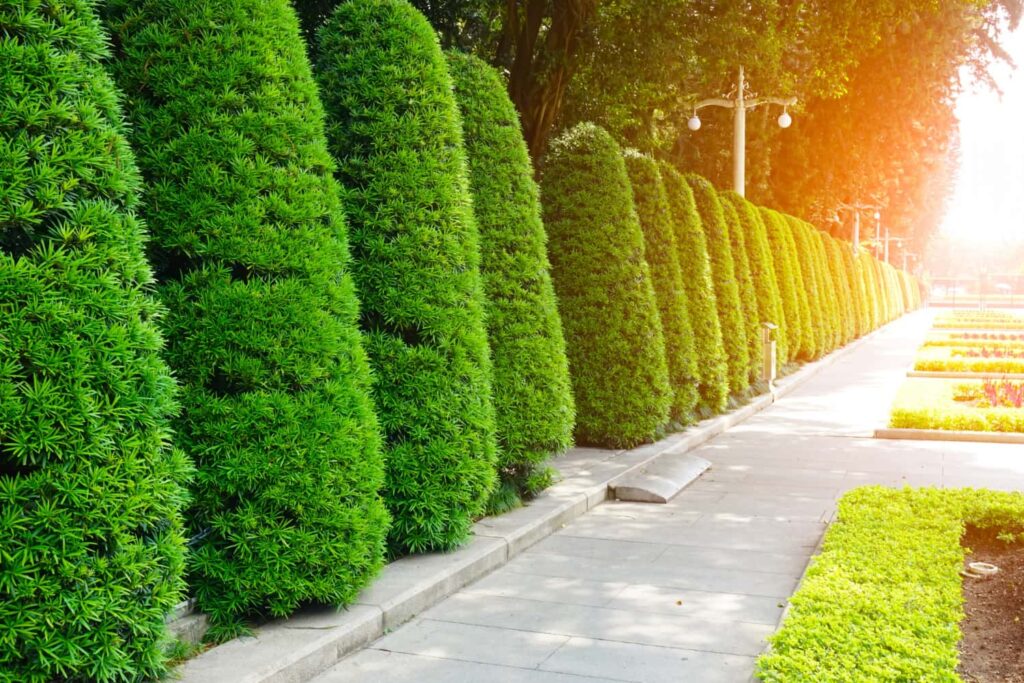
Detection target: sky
<box><xmin>940</xmin><ymin>25</ymin><xmax>1024</xmax><ymax>244</ymax></box>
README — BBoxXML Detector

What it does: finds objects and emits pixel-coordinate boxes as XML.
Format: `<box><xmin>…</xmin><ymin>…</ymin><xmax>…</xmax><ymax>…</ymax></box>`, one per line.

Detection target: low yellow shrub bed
<box><xmin>914</xmin><ymin>346</ymin><xmax>1024</xmax><ymax>374</ymax></box>
<box><xmin>933</xmin><ymin>310</ymin><xmax>1024</xmax><ymax>330</ymax></box>
<box><xmin>890</xmin><ymin>378</ymin><xmax>1024</xmax><ymax>432</ymax></box>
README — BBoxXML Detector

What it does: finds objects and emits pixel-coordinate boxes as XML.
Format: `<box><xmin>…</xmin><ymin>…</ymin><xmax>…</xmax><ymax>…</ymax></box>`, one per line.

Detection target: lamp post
<box><xmin>687</xmin><ymin>66</ymin><xmax>797</xmax><ymax>197</ymax></box>
<box><xmin>836</xmin><ymin>202</ymin><xmax>881</xmax><ymax>255</ymax></box>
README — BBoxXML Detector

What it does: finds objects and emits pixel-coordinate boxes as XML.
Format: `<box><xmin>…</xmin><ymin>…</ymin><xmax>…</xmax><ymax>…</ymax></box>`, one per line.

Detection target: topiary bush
<box><xmin>0</xmin><ymin>1</ymin><xmax>189</xmax><ymax>678</ymax></box>
<box><xmin>843</xmin><ymin>244</ymin><xmax>868</xmax><ymax>338</ymax></box>
<box><xmin>686</xmin><ymin>174</ymin><xmax>749</xmax><ymax>395</ymax></box>
<box><xmin>541</xmin><ymin>124</ymin><xmax>672</xmax><ymax>447</ymax></box>
<box><xmin>314</xmin><ymin>0</ymin><xmax>497</xmax><ymax>554</ymax></box>
<box><xmin>104</xmin><ymin>0</ymin><xmax>389</xmax><ymax>634</ymax></box>
<box><xmin>810</xmin><ymin>227</ymin><xmax>841</xmax><ymax>354</ymax></box>
<box><xmin>787</xmin><ymin>216</ymin><xmax>824</xmax><ymax>360</ymax></box>
<box><xmin>723</xmin><ymin>194</ymin><xmax>788</xmax><ymax>365</ymax></box>
<box><xmin>447</xmin><ymin>51</ymin><xmax>575</xmax><ymax>509</ymax></box>
<box><xmin>762</xmin><ymin>209</ymin><xmax>810</xmax><ymax>362</ymax></box>
<box><xmin>826</xmin><ymin>237</ymin><xmax>856</xmax><ymax>345</ymax></box>
<box><xmin>720</xmin><ymin>196</ymin><xmax>762</xmax><ymax>384</ymax></box>
<box><xmin>623</xmin><ymin>151</ymin><xmax>699</xmax><ymax>424</ymax></box>
<box><xmin>661</xmin><ymin>164</ymin><xmax>729</xmax><ymax>414</ymax></box>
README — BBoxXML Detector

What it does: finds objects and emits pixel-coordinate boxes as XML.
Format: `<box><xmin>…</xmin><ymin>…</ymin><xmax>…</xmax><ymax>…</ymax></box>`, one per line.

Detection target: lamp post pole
<box><xmin>836</xmin><ymin>203</ymin><xmax>881</xmax><ymax>256</ymax></box>
<box><xmin>688</xmin><ymin>67</ymin><xmax>797</xmax><ymax>197</ymax></box>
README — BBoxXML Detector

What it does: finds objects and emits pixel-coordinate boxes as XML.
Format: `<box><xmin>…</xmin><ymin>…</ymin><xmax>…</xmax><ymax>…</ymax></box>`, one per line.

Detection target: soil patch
<box><xmin>959</xmin><ymin>526</ymin><xmax>1024</xmax><ymax>682</ymax></box>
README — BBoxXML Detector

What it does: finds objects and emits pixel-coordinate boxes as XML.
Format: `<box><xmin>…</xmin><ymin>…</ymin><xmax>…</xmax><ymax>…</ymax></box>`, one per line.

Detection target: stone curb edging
<box><xmin>177</xmin><ymin>317</ymin><xmax>906</xmax><ymax>683</ymax></box>
<box><xmin>874</xmin><ymin>427</ymin><xmax>1024</xmax><ymax>444</ymax></box>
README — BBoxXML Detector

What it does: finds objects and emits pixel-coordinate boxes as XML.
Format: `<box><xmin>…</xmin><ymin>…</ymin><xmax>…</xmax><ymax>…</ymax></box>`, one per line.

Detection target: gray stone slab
<box><xmin>356</xmin><ymin>536</ymin><xmax>507</xmax><ymax>630</ymax></box>
<box><xmin>423</xmin><ymin>594</ymin><xmax>774</xmax><ymax>656</ymax></box>
<box><xmin>314</xmin><ymin>650</ymin><xmax>623</xmax><ymax>683</ymax></box>
<box><xmin>373</xmin><ymin>619</ymin><xmax>569</xmax><ymax>669</ymax></box>
<box><xmin>473</xmin><ymin>494</ymin><xmax>588</xmax><ymax>557</ymax></box>
<box><xmin>528</xmin><ymin>534</ymin><xmax>669</xmax><ymax>562</ymax></box>
<box><xmin>605</xmin><ymin>583</ymin><xmax>785</xmax><ymax>625</ymax></box>
<box><xmin>462</xmin><ymin>571</ymin><xmax>628</xmax><ymax>608</ymax></box>
<box><xmin>612</xmin><ymin>453</ymin><xmax>711</xmax><ymax>503</ymax></box>
<box><xmin>179</xmin><ymin>605</ymin><xmax>382</xmax><ymax>683</ymax></box>
<box><xmin>540</xmin><ymin>637</ymin><xmax>757</xmax><ymax>683</ymax></box>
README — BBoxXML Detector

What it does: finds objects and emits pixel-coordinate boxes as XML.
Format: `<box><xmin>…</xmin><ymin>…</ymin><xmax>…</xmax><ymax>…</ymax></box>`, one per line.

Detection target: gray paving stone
<box><xmin>422</xmin><ymin>594</ymin><xmax>774</xmax><ymax>656</ymax></box>
<box><xmin>539</xmin><ymin>637</ymin><xmax>756</xmax><ymax>683</ymax></box>
<box><xmin>605</xmin><ymin>584</ymin><xmax>784</xmax><ymax>625</ymax></box>
<box><xmin>462</xmin><ymin>571</ymin><xmax>628</xmax><ymax>608</ymax></box>
<box><xmin>315</xmin><ymin>650</ymin><xmax>623</xmax><ymax>683</ymax></box>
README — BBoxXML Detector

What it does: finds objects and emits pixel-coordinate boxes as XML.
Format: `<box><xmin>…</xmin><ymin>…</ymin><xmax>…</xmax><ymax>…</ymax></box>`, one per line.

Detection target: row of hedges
<box><xmin>0</xmin><ymin>0</ymin><xmax>924</xmax><ymax>676</ymax></box>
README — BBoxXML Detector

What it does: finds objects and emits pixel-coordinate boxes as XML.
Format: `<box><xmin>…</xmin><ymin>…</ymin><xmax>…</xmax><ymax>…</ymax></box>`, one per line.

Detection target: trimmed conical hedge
<box><xmin>624</xmin><ymin>151</ymin><xmax>699</xmax><ymax>424</ymax></box>
<box><xmin>661</xmin><ymin>164</ymin><xmax>729</xmax><ymax>415</ymax></box>
<box><xmin>786</xmin><ymin>217</ymin><xmax>824</xmax><ymax>360</ymax></box>
<box><xmin>842</xmin><ymin>244</ymin><xmax>867</xmax><ymax>338</ymax></box>
<box><xmin>447</xmin><ymin>51</ymin><xmax>575</xmax><ymax>509</ymax></box>
<box><xmin>104</xmin><ymin>0</ymin><xmax>389</xmax><ymax>633</ymax></box>
<box><xmin>0</xmin><ymin>2</ymin><xmax>188</xmax><ymax>679</ymax></box>
<box><xmin>761</xmin><ymin>208</ymin><xmax>807</xmax><ymax>364</ymax></box>
<box><xmin>541</xmin><ymin>124</ymin><xmax>672</xmax><ymax>448</ymax></box>
<box><xmin>723</xmin><ymin>194</ymin><xmax>788</xmax><ymax>365</ymax></box>
<box><xmin>687</xmin><ymin>174</ymin><xmax>749</xmax><ymax>394</ymax></box>
<box><xmin>826</xmin><ymin>237</ymin><xmax>856</xmax><ymax>345</ymax></box>
<box><xmin>720</xmin><ymin>196</ymin><xmax>762</xmax><ymax>383</ymax></box>
<box><xmin>809</xmin><ymin>227</ymin><xmax>840</xmax><ymax>353</ymax></box>
<box><xmin>314</xmin><ymin>0</ymin><xmax>497</xmax><ymax>553</ymax></box>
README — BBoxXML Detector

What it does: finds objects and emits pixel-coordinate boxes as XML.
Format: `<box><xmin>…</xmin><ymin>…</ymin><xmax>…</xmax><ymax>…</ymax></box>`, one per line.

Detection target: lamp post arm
<box><xmin>746</xmin><ymin>95</ymin><xmax>798</xmax><ymax>110</ymax></box>
<box><xmin>694</xmin><ymin>97</ymin><xmax>735</xmax><ymax>111</ymax></box>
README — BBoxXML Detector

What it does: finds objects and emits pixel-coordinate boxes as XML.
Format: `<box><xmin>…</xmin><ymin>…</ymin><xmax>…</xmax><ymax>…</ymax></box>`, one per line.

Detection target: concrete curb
<box><xmin>177</xmin><ymin>316</ymin><xmax>905</xmax><ymax>683</ymax></box>
<box><xmin>874</xmin><ymin>427</ymin><xmax>1024</xmax><ymax>444</ymax></box>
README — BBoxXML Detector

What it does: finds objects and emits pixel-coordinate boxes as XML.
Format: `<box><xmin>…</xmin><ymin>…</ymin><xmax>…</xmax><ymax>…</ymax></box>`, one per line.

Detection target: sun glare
<box><xmin>941</xmin><ymin>27</ymin><xmax>1024</xmax><ymax>244</ymax></box>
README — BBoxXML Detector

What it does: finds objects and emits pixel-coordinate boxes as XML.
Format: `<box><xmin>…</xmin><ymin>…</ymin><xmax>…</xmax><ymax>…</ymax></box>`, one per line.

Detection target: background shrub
<box><xmin>810</xmin><ymin>228</ymin><xmax>841</xmax><ymax>353</ymax></box>
<box><xmin>541</xmin><ymin>124</ymin><xmax>672</xmax><ymax>447</ymax></box>
<box><xmin>857</xmin><ymin>250</ymin><xmax>881</xmax><ymax>332</ymax></box>
<box><xmin>105</xmin><ymin>0</ymin><xmax>389</xmax><ymax>633</ymax></box>
<box><xmin>720</xmin><ymin>196</ymin><xmax>762</xmax><ymax>384</ymax></box>
<box><xmin>686</xmin><ymin>174</ymin><xmax>749</xmax><ymax>395</ymax></box>
<box><xmin>447</xmin><ymin>52</ymin><xmax>575</xmax><ymax>511</ymax></box>
<box><xmin>840</xmin><ymin>242</ymin><xmax>867</xmax><ymax>339</ymax></box>
<box><xmin>315</xmin><ymin>0</ymin><xmax>497</xmax><ymax>554</ymax></box>
<box><xmin>787</xmin><ymin>217</ymin><xmax>824</xmax><ymax>359</ymax></box>
<box><xmin>0</xmin><ymin>1</ymin><xmax>188</xmax><ymax>678</ymax></box>
<box><xmin>624</xmin><ymin>151</ymin><xmax>699</xmax><ymax>424</ymax></box>
<box><xmin>763</xmin><ymin>209</ymin><xmax>812</xmax><ymax>361</ymax></box>
<box><xmin>661</xmin><ymin>164</ymin><xmax>729</xmax><ymax>414</ymax></box>
<box><xmin>723</xmin><ymin>193</ymin><xmax>788</xmax><ymax>366</ymax></box>
<box><xmin>827</xmin><ymin>237</ymin><xmax>856</xmax><ymax>345</ymax></box>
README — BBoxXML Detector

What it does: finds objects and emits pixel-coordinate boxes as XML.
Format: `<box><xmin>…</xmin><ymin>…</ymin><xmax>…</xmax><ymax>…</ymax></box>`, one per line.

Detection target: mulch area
<box><xmin>959</xmin><ymin>526</ymin><xmax>1024</xmax><ymax>682</ymax></box>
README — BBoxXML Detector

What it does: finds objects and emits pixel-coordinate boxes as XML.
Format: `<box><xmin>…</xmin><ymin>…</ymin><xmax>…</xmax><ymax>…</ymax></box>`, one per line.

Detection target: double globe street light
<box><xmin>687</xmin><ymin>66</ymin><xmax>797</xmax><ymax>197</ymax></box>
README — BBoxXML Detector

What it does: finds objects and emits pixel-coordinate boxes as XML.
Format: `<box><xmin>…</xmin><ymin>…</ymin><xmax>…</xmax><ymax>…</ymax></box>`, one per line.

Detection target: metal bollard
<box><xmin>761</xmin><ymin>322</ymin><xmax>778</xmax><ymax>385</ymax></box>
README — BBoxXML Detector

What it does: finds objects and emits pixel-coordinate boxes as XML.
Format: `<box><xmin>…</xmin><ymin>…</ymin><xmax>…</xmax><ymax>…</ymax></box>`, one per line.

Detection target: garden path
<box><xmin>314</xmin><ymin>309</ymin><xmax>1024</xmax><ymax>683</ymax></box>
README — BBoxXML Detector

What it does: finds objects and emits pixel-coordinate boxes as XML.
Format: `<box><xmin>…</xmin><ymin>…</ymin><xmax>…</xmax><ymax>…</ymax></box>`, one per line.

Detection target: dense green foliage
<box><xmin>315</xmin><ymin>0</ymin><xmax>497</xmax><ymax>553</ymax></box>
<box><xmin>720</xmin><ymin>197</ymin><xmax>762</xmax><ymax>383</ymax></box>
<box><xmin>723</xmin><ymin>194</ymin><xmax>788</xmax><ymax>365</ymax></box>
<box><xmin>541</xmin><ymin>123</ymin><xmax>672</xmax><ymax>447</ymax></box>
<box><xmin>839</xmin><ymin>242</ymin><xmax>867</xmax><ymax>340</ymax></box>
<box><xmin>623</xmin><ymin>151</ymin><xmax>699</xmax><ymax>424</ymax></box>
<box><xmin>661</xmin><ymin>164</ymin><xmax>728</xmax><ymax>414</ymax></box>
<box><xmin>104</xmin><ymin>0</ymin><xmax>389</xmax><ymax>632</ymax></box>
<box><xmin>788</xmin><ymin>217</ymin><xmax>826</xmax><ymax>359</ymax></box>
<box><xmin>686</xmin><ymin>174</ymin><xmax>749</xmax><ymax>394</ymax></box>
<box><xmin>759</xmin><ymin>209</ymin><xmax>803</xmax><ymax>364</ymax></box>
<box><xmin>448</xmin><ymin>52</ymin><xmax>575</xmax><ymax>509</ymax></box>
<box><xmin>826</xmin><ymin>237</ymin><xmax>856</xmax><ymax>346</ymax></box>
<box><xmin>759</xmin><ymin>486</ymin><xmax>1024</xmax><ymax>681</ymax></box>
<box><xmin>0</xmin><ymin>1</ymin><xmax>189</xmax><ymax>678</ymax></box>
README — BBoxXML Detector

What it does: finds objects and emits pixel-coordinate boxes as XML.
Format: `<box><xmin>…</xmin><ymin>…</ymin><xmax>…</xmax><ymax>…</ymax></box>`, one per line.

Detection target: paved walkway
<box><xmin>315</xmin><ymin>310</ymin><xmax>1024</xmax><ymax>683</ymax></box>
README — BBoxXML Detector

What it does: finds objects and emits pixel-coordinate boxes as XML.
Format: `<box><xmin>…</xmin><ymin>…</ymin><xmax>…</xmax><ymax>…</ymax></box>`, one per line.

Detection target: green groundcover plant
<box><xmin>447</xmin><ymin>51</ymin><xmax>575</xmax><ymax>511</ymax></box>
<box><xmin>759</xmin><ymin>486</ymin><xmax>1024</xmax><ymax>682</ymax></box>
<box><xmin>890</xmin><ymin>379</ymin><xmax>1024</xmax><ymax>433</ymax></box>
<box><xmin>623</xmin><ymin>151</ymin><xmax>699</xmax><ymax>424</ymax></box>
<box><xmin>722</xmin><ymin>193</ymin><xmax>788</xmax><ymax>366</ymax></box>
<box><xmin>913</xmin><ymin>348</ymin><xmax>1024</xmax><ymax>374</ymax></box>
<box><xmin>720</xmin><ymin>196</ymin><xmax>762</xmax><ymax>384</ymax></box>
<box><xmin>542</xmin><ymin>123</ymin><xmax>672</xmax><ymax>448</ymax></box>
<box><xmin>687</xmin><ymin>174</ymin><xmax>750</xmax><ymax>394</ymax></box>
<box><xmin>661</xmin><ymin>164</ymin><xmax>728</xmax><ymax>414</ymax></box>
<box><xmin>104</xmin><ymin>0</ymin><xmax>389</xmax><ymax>634</ymax></box>
<box><xmin>315</xmin><ymin>0</ymin><xmax>498</xmax><ymax>554</ymax></box>
<box><xmin>0</xmin><ymin>1</ymin><xmax>189</xmax><ymax>679</ymax></box>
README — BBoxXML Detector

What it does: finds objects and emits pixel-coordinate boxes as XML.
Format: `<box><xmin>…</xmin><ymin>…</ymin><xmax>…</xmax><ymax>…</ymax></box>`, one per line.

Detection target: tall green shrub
<box><xmin>843</xmin><ymin>244</ymin><xmax>867</xmax><ymax>338</ymax></box>
<box><xmin>314</xmin><ymin>0</ymin><xmax>497</xmax><ymax>553</ymax></box>
<box><xmin>827</xmin><ymin>237</ymin><xmax>856</xmax><ymax>345</ymax></box>
<box><xmin>0</xmin><ymin>1</ymin><xmax>188</xmax><ymax>678</ymax></box>
<box><xmin>810</xmin><ymin>228</ymin><xmax>841</xmax><ymax>353</ymax></box>
<box><xmin>447</xmin><ymin>52</ymin><xmax>574</xmax><ymax>509</ymax></box>
<box><xmin>623</xmin><ymin>151</ymin><xmax>699</xmax><ymax>424</ymax></box>
<box><xmin>105</xmin><ymin>0</ymin><xmax>389</xmax><ymax>632</ymax></box>
<box><xmin>759</xmin><ymin>208</ymin><xmax>804</xmax><ymax>364</ymax></box>
<box><xmin>661</xmin><ymin>164</ymin><xmax>729</xmax><ymax>414</ymax></box>
<box><xmin>787</xmin><ymin>217</ymin><xmax>824</xmax><ymax>359</ymax></box>
<box><xmin>720</xmin><ymin>197</ymin><xmax>762</xmax><ymax>383</ymax></box>
<box><xmin>541</xmin><ymin>124</ymin><xmax>672</xmax><ymax>447</ymax></box>
<box><xmin>724</xmin><ymin>194</ymin><xmax>788</xmax><ymax>364</ymax></box>
<box><xmin>859</xmin><ymin>251</ymin><xmax>882</xmax><ymax>331</ymax></box>
<box><xmin>686</xmin><ymin>174</ymin><xmax>749</xmax><ymax>394</ymax></box>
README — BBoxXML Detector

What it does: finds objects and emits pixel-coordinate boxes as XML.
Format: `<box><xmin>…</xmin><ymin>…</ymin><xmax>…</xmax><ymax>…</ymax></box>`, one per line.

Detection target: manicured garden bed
<box><xmin>914</xmin><ymin>346</ymin><xmax>1024</xmax><ymax>374</ymax></box>
<box><xmin>758</xmin><ymin>487</ymin><xmax>1024</xmax><ymax>682</ymax></box>
<box><xmin>933</xmin><ymin>310</ymin><xmax>1024</xmax><ymax>330</ymax></box>
<box><xmin>889</xmin><ymin>378</ymin><xmax>1024</xmax><ymax>433</ymax></box>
